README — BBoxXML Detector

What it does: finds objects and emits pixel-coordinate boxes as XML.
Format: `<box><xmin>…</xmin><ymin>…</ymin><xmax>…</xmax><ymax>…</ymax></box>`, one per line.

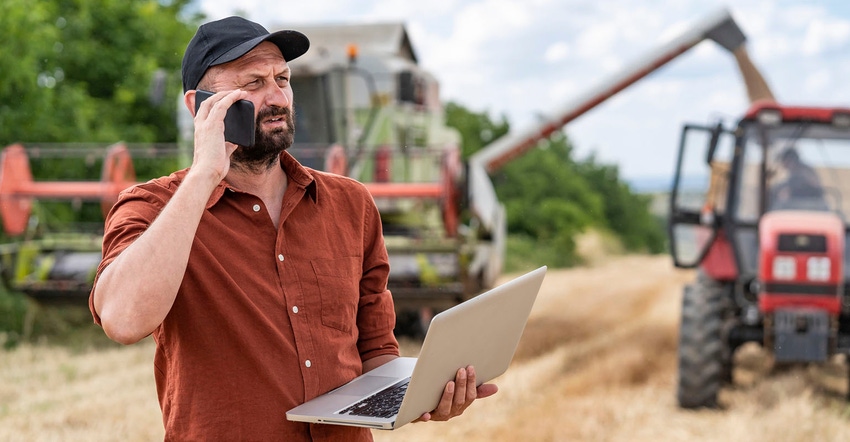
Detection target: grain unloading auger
<box><xmin>467</xmin><ymin>7</ymin><xmax>762</xmax><ymax>259</ymax></box>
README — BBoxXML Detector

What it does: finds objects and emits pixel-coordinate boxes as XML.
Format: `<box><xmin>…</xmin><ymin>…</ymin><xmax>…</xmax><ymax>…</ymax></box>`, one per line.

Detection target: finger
<box><xmin>414</xmin><ymin>412</ymin><xmax>431</xmax><ymax>423</ymax></box>
<box><xmin>433</xmin><ymin>380</ymin><xmax>455</xmax><ymax>419</ymax></box>
<box><xmin>196</xmin><ymin>89</ymin><xmax>247</xmax><ymax>121</ymax></box>
<box><xmin>465</xmin><ymin>366</ymin><xmax>478</xmax><ymax>402</ymax></box>
<box><xmin>205</xmin><ymin>90</ymin><xmax>248</xmax><ymax>122</ymax></box>
<box><xmin>476</xmin><ymin>383</ymin><xmax>499</xmax><ymax>399</ymax></box>
<box><xmin>452</xmin><ymin>368</ymin><xmax>468</xmax><ymax>411</ymax></box>
<box><xmin>193</xmin><ymin>90</ymin><xmax>223</xmax><ymax>120</ymax></box>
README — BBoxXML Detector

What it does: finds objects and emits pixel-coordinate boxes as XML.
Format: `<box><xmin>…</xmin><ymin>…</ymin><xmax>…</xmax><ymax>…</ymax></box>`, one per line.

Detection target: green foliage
<box><xmin>0</xmin><ymin>286</ymin><xmax>114</xmax><ymax>350</ymax></box>
<box><xmin>0</xmin><ymin>0</ymin><xmax>199</xmax><ymax>343</ymax></box>
<box><xmin>575</xmin><ymin>155</ymin><xmax>667</xmax><ymax>253</ymax></box>
<box><xmin>444</xmin><ymin>102</ymin><xmax>510</xmax><ymax>158</ymax></box>
<box><xmin>0</xmin><ymin>0</ymin><xmax>198</xmax><ymax>145</ymax></box>
<box><xmin>0</xmin><ymin>289</ymin><xmax>29</xmax><ymax>349</ymax></box>
<box><xmin>445</xmin><ymin>101</ymin><xmax>667</xmax><ymax>267</ymax></box>
<box><xmin>503</xmin><ymin>234</ymin><xmax>582</xmax><ymax>273</ymax></box>
<box><xmin>0</xmin><ymin>0</ymin><xmax>196</xmax><ymax>232</ymax></box>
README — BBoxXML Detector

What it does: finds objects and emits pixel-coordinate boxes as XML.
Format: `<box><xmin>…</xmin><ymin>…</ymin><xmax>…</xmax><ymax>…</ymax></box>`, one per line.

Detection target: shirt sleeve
<box><xmin>355</xmin><ymin>188</ymin><xmax>400</xmax><ymax>362</ymax></box>
<box><xmin>88</xmin><ymin>185</ymin><xmax>165</xmax><ymax>325</ymax></box>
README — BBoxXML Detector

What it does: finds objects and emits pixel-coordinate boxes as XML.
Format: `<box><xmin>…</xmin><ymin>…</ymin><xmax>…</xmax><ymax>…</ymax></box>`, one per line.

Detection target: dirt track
<box><xmin>3</xmin><ymin>255</ymin><xmax>850</xmax><ymax>441</ymax></box>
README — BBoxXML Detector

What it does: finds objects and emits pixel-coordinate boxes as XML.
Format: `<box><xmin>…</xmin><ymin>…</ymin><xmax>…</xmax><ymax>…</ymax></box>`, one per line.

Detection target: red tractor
<box><xmin>670</xmin><ymin>101</ymin><xmax>850</xmax><ymax>408</ymax></box>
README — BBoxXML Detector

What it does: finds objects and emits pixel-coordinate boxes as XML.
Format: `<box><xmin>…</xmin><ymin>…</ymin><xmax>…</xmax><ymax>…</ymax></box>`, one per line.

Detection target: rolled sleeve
<box><xmin>356</xmin><ymin>192</ymin><xmax>399</xmax><ymax>361</ymax></box>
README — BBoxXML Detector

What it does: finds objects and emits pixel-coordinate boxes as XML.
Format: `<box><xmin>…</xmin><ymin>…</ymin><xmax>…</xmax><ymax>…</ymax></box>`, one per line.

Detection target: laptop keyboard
<box><xmin>338</xmin><ymin>380</ymin><xmax>410</xmax><ymax>418</ymax></box>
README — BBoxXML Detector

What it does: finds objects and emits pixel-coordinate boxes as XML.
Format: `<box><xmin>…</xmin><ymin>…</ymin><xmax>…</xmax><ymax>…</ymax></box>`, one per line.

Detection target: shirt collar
<box><xmin>204</xmin><ymin>151</ymin><xmax>318</xmax><ymax>209</ymax></box>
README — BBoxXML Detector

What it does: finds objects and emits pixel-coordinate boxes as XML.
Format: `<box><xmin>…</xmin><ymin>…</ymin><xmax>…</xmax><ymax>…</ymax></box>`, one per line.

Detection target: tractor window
<box><xmin>668</xmin><ymin>124</ymin><xmax>734</xmax><ymax>268</ymax></box>
<box><xmin>734</xmin><ymin>123</ymin><xmax>850</xmax><ymax>278</ymax></box>
<box><xmin>764</xmin><ymin>124</ymin><xmax>850</xmax><ymax>218</ymax></box>
<box><xmin>672</xmin><ymin>128</ymin><xmax>712</xmax><ymax>212</ymax></box>
<box><xmin>732</xmin><ymin>134</ymin><xmax>765</xmax><ymax>275</ymax></box>
<box><xmin>735</xmin><ymin>134</ymin><xmax>764</xmax><ymax>223</ymax></box>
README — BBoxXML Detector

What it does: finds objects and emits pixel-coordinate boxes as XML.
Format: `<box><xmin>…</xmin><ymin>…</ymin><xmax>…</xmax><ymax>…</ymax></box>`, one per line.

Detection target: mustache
<box><xmin>257</xmin><ymin>105</ymin><xmax>289</xmax><ymax>122</ymax></box>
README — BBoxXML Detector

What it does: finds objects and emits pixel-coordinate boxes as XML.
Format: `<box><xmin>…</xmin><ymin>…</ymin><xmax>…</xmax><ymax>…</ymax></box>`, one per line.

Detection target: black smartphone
<box><xmin>194</xmin><ymin>90</ymin><xmax>255</xmax><ymax>147</ymax></box>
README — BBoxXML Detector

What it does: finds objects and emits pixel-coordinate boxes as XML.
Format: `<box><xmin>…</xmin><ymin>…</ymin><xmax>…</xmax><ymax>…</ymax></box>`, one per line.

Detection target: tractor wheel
<box><xmin>676</xmin><ymin>272</ymin><xmax>729</xmax><ymax>409</ymax></box>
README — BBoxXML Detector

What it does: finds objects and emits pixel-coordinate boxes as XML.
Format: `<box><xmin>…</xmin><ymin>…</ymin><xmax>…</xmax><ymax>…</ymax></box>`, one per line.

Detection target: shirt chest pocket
<box><xmin>311</xmin><ymin>257</ymin><xmax>361</xmax><ymax>333</ymax></box>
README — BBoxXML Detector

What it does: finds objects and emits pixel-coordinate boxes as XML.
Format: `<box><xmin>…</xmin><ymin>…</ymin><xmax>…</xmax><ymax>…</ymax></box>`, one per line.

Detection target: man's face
<box><xmin>237</xmin><ymin>91</ymin><xmax>295</xmax><ymax>167</ymax></box>
<box><xmin>201</xmin><ymin>42</ymin><xmax>295</xmax><ymax>170</ymax></box>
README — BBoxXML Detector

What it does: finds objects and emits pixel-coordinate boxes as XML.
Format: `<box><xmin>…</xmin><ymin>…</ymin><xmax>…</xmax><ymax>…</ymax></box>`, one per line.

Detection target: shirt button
<box><xmin>278</xmin><ymin>254</ymin><xmax>285</xmax><ymax>261</ymax></box>
<box><xmin>292</xmin><ymin>306</ymin><xmax>299</xmax><ymax>314</ymax></box>
<box><xmin>305</xmin><ymin>360</ymin><xmax>312</xmax><ymax>368</ymax></box>
<box><xmin>252</xmin><ymin>204</ymin><xmax>261</xmax><ymax>212</ymax></box>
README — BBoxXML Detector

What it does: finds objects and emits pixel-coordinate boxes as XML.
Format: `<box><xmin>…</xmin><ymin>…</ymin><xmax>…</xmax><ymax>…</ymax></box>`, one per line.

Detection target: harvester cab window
<box><xmin>293</xmin><ymin>75</ymin><xmax>336</xmax><ymax>144</ymax></box>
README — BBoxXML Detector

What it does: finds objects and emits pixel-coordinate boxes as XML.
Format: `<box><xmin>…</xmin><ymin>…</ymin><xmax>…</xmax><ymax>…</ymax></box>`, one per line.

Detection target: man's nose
<box><xmin>261</xmin><ymin>83</ymin><xmax>290</xmax><ymax>109</ymax></box>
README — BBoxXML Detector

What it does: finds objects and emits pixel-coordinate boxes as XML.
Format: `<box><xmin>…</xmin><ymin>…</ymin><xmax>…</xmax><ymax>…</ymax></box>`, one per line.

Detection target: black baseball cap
<box><xmin>181</xmin><ymin>16</ymin><xmax>310</xmax><ymax>92</ymax></box>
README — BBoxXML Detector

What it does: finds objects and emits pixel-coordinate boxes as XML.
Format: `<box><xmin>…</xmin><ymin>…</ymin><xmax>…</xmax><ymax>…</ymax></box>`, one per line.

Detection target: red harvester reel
<box><xmin>0</xmin><ymin>143</ymin><xmax>137</xmax><ymax>236</ymax></box>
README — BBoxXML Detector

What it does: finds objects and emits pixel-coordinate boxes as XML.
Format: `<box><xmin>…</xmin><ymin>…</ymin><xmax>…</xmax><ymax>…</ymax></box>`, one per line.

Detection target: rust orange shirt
<box><xmin>90</xmin><ymin>152</ymin><xmax>399</xmax><ymax>441</ymax></box>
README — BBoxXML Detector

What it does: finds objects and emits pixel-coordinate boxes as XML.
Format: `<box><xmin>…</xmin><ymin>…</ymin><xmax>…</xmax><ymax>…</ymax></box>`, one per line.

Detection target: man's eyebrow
<box><xmin>237</xmin><ymin>65</ymin><xmax>291</xmax><ymax>82</ymax></box>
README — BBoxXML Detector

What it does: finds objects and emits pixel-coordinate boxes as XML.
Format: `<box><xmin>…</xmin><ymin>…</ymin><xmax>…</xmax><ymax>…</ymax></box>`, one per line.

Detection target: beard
<box><xmin>230</xmin><ymin>104</ymin><xmax>295</xmax><ymax>173</ymax></box>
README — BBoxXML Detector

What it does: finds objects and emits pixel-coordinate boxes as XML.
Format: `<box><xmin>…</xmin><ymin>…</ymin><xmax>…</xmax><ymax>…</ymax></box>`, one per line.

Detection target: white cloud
<box><xmin>575</xmin><ymin>23</ymin><xmax>620</xmax><ymax>58</ymax></box>
<box><xmin>544</xmin><ymin>42</ymin><xmax>571</xmax><ymax>64</ymax></box>
<box><xmin>802</xmin><ymin>18</ymin><xmax>850</xmax><ymax>55</ymax></box>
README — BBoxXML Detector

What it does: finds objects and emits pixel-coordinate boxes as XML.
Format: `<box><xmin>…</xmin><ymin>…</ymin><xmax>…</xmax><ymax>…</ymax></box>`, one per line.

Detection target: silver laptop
<box><xmin>286</xmin><ymin>266</ymin><xmax>547</xmax><ymax>430</ymax></box>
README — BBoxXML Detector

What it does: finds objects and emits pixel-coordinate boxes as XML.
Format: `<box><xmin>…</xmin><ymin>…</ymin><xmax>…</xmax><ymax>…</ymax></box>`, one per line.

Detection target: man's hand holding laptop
<box><xmin>415</xmin><ymin>365</ymin><xmax>499</xmax><ymax>422</ymax></box>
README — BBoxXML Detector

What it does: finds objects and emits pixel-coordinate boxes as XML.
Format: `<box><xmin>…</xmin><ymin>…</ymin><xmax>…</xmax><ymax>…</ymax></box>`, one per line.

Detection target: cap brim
<box><xmin>212</xmin><ymin>30</ymin><xmax>310</xmax><ymax>67</ymax></box>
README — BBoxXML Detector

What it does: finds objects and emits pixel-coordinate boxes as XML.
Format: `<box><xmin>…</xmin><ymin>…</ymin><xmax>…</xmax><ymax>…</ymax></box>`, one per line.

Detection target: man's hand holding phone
<box><xmin>191</xmin><ymin>89</ymin><xmax>254</xmax><ymax>182</ymax></box>
<box><xmin>195</xmin><ymin>90</ymin><xmax>255</xmax><ymax>147</ymax></box>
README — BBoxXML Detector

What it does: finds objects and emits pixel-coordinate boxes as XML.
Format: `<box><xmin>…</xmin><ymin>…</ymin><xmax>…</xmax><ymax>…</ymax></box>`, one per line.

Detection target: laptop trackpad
<box><xmin>336</xmin><ymin>376</ymin><xmax>397</xmax><ymax>396</ymax></box>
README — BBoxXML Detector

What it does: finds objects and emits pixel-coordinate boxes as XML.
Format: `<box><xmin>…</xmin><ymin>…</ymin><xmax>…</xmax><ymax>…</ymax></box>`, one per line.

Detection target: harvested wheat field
<box><xmin>4</xmin><ymin>255</ymin><xmax>850</xmax><ymax>441</ymax></box>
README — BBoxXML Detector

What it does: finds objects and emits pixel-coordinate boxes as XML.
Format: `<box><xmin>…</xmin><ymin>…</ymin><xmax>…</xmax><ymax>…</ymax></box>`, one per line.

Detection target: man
<box><xmin>89</xmin><ymin>16</ymin><xmax>495</xmax><ymax>440</ymax></box>
<box><xmin>771</xmin><ymin>147</ymin><xmax>825</xmax><ymax>209</ymax></box>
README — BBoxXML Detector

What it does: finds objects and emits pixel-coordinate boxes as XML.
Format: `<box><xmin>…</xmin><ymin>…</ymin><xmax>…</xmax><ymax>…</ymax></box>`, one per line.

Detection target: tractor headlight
<box><xmin>807</xmin><ymin>257</ymin><xmax>831</xmax><ymax>281</ymax></box>
<box><xmin>772</xmin><ymin>256</ymin><xmax>796</xmax><ymax>280</ymax></box>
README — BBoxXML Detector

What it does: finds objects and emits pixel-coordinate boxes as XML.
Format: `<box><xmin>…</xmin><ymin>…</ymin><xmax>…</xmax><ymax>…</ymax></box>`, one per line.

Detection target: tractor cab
<box><xmin>671</xmin><ymin>102</ymin><xmax>850</xmax><ymax>283</ymax></box>
<box><xmin>668</xmin><ymin>102</ymin><xmax>850</xmax><ymax>408</ymax></box>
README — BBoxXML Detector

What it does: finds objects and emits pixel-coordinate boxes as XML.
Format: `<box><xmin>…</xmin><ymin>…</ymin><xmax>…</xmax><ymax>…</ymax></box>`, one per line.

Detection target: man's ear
<box><xmin>184</xmin><ymin>90</ymin><xmax>197</xmax><ymax>117</ymax></box>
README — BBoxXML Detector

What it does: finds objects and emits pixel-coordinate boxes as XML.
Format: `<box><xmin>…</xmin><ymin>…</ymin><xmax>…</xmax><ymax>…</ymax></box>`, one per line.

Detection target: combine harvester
<box><xmin>0</xmin><ymin>9</ymin><xmax>759</xmax><ymax>337</ymax></box>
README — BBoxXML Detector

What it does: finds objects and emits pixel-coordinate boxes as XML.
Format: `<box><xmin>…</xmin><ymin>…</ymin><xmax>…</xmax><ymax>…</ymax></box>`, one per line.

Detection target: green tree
<box><xmin>575</xmin><ymin>155</ymin><xmax>667</xmax><ymax>253</ymax></box>
<box><xmin>0</xmin><ymin>0</ymin><xmax>198</xmax><ymax>145</ymax></box>
<box><xmin>493</xmin><ymin>132</ymin><xmax>605</xmax><ymax>266</ymax></box>
<box><xmin>444</xmin><ymin>102</ymin><xmax>510</xmax><ymax>159</ymax></box>
<box><xmin>0</xmin><ymin>0</ymin><xmax>197</xmax><ymax>232</ymax></box>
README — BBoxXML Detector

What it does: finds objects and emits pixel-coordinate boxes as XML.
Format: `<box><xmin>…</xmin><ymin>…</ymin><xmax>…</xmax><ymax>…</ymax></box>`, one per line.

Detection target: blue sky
<box><xmin>196</xmin><ymin>0</ymin><xmax>850</xmax><ymax>181</ymax></box>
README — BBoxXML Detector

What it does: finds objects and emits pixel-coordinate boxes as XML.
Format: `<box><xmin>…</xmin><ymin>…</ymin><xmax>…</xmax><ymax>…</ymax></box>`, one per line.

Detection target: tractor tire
<box><xmin>676</xmin><ymin>272</ymin><xmax>728</xmax><ymax>409</ymax></box>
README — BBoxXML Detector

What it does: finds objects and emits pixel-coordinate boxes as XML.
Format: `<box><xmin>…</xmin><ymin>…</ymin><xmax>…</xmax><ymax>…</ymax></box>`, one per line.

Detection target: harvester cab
<box><xmin>670</xmin><ymin>102</ymin><xmax>850</xmax><ymax>407</ymax></box>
